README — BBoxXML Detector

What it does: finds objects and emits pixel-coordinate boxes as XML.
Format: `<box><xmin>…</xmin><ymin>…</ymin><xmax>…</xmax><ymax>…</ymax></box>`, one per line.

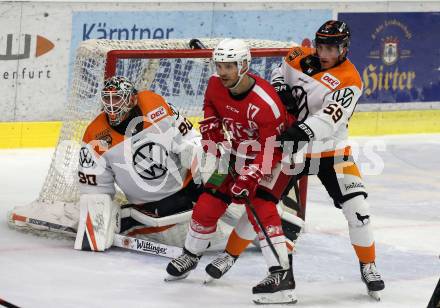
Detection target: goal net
<box><xmin>8</xmin><ymin>38</ymin><xmax>307</xmax><ymax>236</ymax></box>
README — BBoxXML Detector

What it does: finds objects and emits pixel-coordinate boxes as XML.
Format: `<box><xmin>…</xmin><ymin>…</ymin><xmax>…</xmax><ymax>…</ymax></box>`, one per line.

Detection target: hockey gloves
<box><xmin>272</xmin><ymin>82</ymin><xmax>298</xmax><ymax>116</ymax></box>
<box><xmin>199</xmin><ymin>116</ymin><xmax>224</xmax><ymax>144</ymax></box>
<box><xmin>277</xmin><ymin>123</ymin><xmax>314</xmax><ymax>154</ymax></box>
<box><xmin>231</xmin><ymin>165</ymin><xmax>263</xmax><ymax>204</ymax></box>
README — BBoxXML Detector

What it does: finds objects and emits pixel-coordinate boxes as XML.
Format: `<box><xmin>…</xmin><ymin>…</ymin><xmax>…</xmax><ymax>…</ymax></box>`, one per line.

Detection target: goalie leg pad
<box><xmin>74</xmin><ymin>194</ymin><xmax>120</xmax><ymax>251</ymax></box>
<box><xmin>8</xmin><ymin>201</ymin><xmax>79</xmax><ymax>235</ymax></box>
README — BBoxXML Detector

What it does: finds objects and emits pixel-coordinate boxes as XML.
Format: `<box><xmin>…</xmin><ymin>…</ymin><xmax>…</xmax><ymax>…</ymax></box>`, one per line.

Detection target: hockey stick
<box><xmin>0</xmin><ymin>298</ymin><xmax>21</xmax><ymax>308</ymax></box>
<box><xmin>243</xmin><ymin>195</ymin><xmax>281</xmax><ymax>266</ymax></box>
<box><xmin>427</xmin><ymin>277</ymin><xmax>440</xmax><ymax>308</ymax></box>
<box><xmin>281</xmin><ymin>175</ymin><xmax>302</xmax><ymax>213</ymax></box>
<box><xmin>11</xmin><ymin>214</ymin><xmax>181</xmax><ymax>258</ymax></box>
<box><xmin>227</xmin><ymin>166</ymin><xmax>281</xmax><ymax>267</ymax></box>
<box><xmin>189</xmin><ymin>38</ymin><xmax>207</xmax><ymax>49</ymax></box>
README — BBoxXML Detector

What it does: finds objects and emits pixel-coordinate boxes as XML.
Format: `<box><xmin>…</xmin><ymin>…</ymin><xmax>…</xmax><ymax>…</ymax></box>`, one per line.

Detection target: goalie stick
<box><xmin>0</xmin><ymin>298</ymin><xmax>20</xmax><ymax>308</ymax></box>
<box><xmin>113</xmin><ymin>234</ymin><xmax>181</xmax><ymax>259</ymax></box>
<box><xmin>11</xmin><ymin>214</ymin><xmax>181</xmax><ymax>259</ymax></box>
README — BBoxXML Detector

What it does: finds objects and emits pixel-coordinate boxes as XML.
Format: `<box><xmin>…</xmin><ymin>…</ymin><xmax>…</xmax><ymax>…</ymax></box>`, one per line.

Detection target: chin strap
<box><xmin>228</xmin><ymin>61</ymin><xmax>250</xmax><ymax>90</ymax></box>
<box><xmin>228</xmin><ymin>73</ymin><xmax>247</xmax><ymax>91</ymax></box>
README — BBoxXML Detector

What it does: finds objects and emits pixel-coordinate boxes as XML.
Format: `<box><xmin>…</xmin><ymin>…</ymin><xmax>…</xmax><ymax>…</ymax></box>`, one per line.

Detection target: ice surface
<box><xmin>0</xmin><ymin>135</ymin><xmax>439</xmax><ymax>307</ymax></box>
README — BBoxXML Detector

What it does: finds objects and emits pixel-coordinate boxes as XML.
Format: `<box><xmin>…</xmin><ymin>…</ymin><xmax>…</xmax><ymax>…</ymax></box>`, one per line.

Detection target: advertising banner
<box><xmin>1</xmin><ymin>4</ymin><xmax>332</xmax><ymax>122</ymax></box>
<box><xmin>70</xmin><ymin>9</ymin><xmax>332</xmax><ymax>73</ymax></box>
<box><xmin>0</xmin><ymin>3</ymin><xmax>72</xmax><ymax>121</ymax></box>
<box><xmin>339</xmin><ymin>12</ymin><xmax>440</xmax><ymax>104</ymax></box>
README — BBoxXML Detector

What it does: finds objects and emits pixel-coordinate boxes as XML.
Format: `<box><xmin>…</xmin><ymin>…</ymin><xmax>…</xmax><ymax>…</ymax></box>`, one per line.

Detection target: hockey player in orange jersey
<box><xmin>205</xmin><ymin>20</ymin><xmax>385</xmax><ymax>300</ymax></box>
<box><xmin>74</xmin><ymin>76</ymin><xmax>205</xmax><ymax>251</ymax></box>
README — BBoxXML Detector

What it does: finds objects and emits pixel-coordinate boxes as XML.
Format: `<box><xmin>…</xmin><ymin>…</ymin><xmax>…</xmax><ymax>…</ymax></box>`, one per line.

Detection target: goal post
<box><xmin>105</xmin><ymin>47</ymin><xmax>295</xmax><ymax>77</ymax></box>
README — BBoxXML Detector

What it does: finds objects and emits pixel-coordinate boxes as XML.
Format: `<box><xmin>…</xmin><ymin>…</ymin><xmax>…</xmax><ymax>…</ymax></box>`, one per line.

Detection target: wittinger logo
<box><xmin>135</xmin><ymin>239</ymin><xmax>168</xmax><ymax>255</ymax></box>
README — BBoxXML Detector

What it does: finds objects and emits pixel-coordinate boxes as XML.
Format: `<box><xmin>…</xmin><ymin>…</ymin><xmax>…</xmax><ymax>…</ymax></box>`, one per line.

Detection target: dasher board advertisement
<box><xmin>339</xmin><ymin>12</ymin><xmax>440</xmax><ymax>104</ymax></box>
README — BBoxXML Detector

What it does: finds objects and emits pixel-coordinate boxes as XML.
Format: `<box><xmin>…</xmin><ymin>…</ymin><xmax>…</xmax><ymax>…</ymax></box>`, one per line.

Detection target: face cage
<box><xmin>101</xmin><ymin>91</ymin><xmax>132</xmax><ymax>126</ymax></box>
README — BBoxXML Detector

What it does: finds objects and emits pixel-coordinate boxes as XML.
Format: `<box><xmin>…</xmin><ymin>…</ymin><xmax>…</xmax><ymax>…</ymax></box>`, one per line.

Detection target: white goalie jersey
<box><xmin>78</xmin><ymin>90</ymin><xmax>201</xmax><ymax>204</ymax></box>
<box><xmin>271</xmin><ymin>46</ymin><xmax>363</xmax><ymax>153</ymax></box>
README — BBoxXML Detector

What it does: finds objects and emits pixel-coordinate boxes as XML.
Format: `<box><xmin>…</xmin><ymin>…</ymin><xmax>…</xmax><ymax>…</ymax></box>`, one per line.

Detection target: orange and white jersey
<box><xmin>78</xmin><ymin>90</ymin><xmax>200</xmax><ymax>204</ymax></box>
<box><xmin>271</xmin><ymin>47</ymin><xmax>363</xmax><ymax>153</ymax></box>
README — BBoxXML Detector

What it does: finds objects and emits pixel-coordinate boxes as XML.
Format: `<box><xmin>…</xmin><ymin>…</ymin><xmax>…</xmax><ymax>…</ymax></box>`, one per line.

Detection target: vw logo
<box><xmin>79</xmin><ymin>147</ymin><xmax>95</xmax><ymax>168</ymax></box>
<box><xmin>133</xmin><ymin>142</ymin><xmax>168</xmax><ymax>180</ymax></box>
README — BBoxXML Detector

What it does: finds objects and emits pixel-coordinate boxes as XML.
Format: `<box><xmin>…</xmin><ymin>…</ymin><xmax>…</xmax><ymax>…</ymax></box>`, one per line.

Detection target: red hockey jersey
<box><xmin>203</xmin><ymin>73</ymin><xmax>292</xmax><ymax>173</ymax></box>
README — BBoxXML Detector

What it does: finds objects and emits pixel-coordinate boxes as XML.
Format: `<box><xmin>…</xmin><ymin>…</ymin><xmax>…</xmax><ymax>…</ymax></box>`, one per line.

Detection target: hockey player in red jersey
<box><xmin>165</xmin><ymin>39</ymin><xmax>297</xmax><ymax>304</ymax></box>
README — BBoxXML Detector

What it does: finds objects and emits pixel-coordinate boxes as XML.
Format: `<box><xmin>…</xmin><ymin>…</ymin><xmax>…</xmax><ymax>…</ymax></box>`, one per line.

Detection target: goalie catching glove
<box><xmin>74</xmin><ymin>194</ymin><xmax>120</xmax><ymax>252</ymax></box>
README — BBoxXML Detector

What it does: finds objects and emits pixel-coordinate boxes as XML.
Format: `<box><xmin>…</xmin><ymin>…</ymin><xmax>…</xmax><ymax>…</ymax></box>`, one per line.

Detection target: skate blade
<box><xmin>367</xmin><ymin>290</ymin><xmax>381</xmax><ymax>301</ymax></box>
<box><xmin>164</xmin><ymin>272</ymin><xmax>190</xmax><ymax>282</ymax></box>
<box><xmin>253</xmin><ymin>289</ymin><xmax>297</xmax><ymax>305</ymax></box>
<box><xmin>203</xmin><ymin>274</ymin><xmax>215</xmax><ymax>285</ymax></box>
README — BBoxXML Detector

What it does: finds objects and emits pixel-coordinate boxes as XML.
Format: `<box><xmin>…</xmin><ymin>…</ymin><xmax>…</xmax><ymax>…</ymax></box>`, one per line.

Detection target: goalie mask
<box><xmin>101</xmin><ymin>76</ymin><xmax>138</xmax><ymax>126</ymax></box>
<box><xmin>213</xmin><ymin>39</ymin><xmax>251</xmax><ymax>89</ymax></box>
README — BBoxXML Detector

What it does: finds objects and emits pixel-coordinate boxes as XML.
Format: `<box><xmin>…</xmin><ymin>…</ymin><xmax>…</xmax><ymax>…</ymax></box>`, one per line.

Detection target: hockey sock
<box><xmin>353</xmin><ymin>242</ymin><xmax>376</xmax><ymax>264</ymax></box>
<box><xmin>285</xmin><ymin>240</ymin><xmax>295</xmax><ymax>253</ymax></box>
<box><xmin>225</xmin><ymin>229</ymin><xmax>252</xmax><ymax>257</ymax></box>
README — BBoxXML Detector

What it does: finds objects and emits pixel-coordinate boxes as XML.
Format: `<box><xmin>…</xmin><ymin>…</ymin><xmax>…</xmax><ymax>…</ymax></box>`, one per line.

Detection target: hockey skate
<box><xmin>165</xmin><ymin>248</ymin><xmax>200</xmax><ymax>281</ymax></box>
<box><xmin>360</xmin><ymin>262</ymin><xmax>385</xmax><ymax>301</ymax></box>
<box><xmin>204</xmin><ymin>251</ymin><xmax>238</xmax><ymax>284</ymax></box>
<box><xmin>252</xmin><ymin>266</ymin><xmax>297</xmax><ymax>305</ymax></box>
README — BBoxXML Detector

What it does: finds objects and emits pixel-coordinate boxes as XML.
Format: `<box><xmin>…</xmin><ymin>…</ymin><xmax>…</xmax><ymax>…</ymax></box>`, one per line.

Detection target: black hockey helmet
<box><xmin>315</xmin><ymin>20</ymin><xmax>351</xmax><ymax>50</ymax></box>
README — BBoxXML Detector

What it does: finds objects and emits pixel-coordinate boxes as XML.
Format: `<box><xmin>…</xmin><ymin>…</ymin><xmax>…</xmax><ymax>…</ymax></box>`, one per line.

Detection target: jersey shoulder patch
<box><xmin>316</xmin><ymin>59</ymin><xmax>362</xmax><ymax>90</ymax></box>
<box><xmin>286</xmin><ymin>46</ymin><xmax>305</xmax><ymax>62</ymax></box>
<box><xmin>137</xmin><ymin>90</ymin><xmax>173</xmax><ymax>121</ymax></box>
<box><xmin>320</xmin><ymin>72</ymin><xmax>341</xmax><ymax>89</ymax></box>
<box><xmin>83</xmin><ymin>113</ymin><xmax>123</xmax><ymax>156</ymax></box>
<box><xmin>285</xmin><ymin>46</ymin><xmax>312</xmax><ymax>62</ymax></box>
<box><xmin>285</xmin><ymin>47</ymin><xmax>321</xmax><ymax>76</ymax></box>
